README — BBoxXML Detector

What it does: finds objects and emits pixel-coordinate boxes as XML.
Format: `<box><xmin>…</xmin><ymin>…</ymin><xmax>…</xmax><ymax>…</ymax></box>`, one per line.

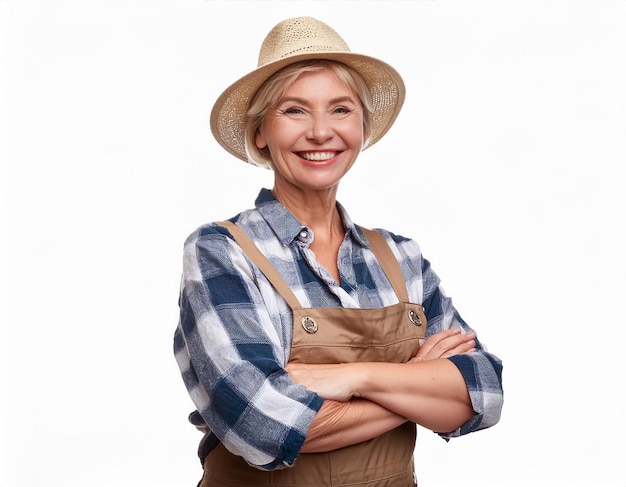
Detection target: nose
<box><xmin>307</xmin><ymin>113</ymin><xmax>333</xmax><ymax>143</ymax></box>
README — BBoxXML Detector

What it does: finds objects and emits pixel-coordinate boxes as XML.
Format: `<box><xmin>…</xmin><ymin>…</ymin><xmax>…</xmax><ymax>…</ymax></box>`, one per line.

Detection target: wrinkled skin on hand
<box><xmin>286</xmin><ymin>328</ymin><xmax>476</xmax><ymax>401</ymax></box>
<box><xmin>408</xmin><ymin>327</ymin><xmax>476</xmax><ymax>362</ymax></box>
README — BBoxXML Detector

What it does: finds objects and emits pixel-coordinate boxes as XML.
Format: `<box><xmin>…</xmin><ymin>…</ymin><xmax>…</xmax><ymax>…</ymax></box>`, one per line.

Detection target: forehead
<box><xmin>279</xmin><ymin>69</ymin><xmax>357</xmax><ymax>101</ymax></box>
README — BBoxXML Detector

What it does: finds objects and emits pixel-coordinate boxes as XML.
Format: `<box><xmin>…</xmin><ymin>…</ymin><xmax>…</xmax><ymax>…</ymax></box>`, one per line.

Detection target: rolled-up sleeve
<box><xmin>173</xmin><ymin>226</ymin><xmax>323</xmax><ymax>470</ymax></box>
<box><xmin>421</xmin><ymin>258</ymin><xmax>504</xmax><ymax>439</ymax></box>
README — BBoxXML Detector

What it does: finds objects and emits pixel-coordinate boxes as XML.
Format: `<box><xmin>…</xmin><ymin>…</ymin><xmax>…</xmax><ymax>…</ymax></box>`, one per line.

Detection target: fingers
<box><xmin>285</xmin><ymin>363</ymin><xmax>356</xmax><ymax>401</ymax></box>
<box><xmin>410</xmin><ymin>328</ymin><xmax>476</xmax><ymax>362</ymax></box>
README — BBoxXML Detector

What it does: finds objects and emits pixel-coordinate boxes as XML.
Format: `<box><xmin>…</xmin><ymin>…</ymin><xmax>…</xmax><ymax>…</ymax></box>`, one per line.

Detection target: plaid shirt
<box><xmin>174</xmin><ymin>188</ymin><xmax>503</xmax><ymax>470</ymax></box>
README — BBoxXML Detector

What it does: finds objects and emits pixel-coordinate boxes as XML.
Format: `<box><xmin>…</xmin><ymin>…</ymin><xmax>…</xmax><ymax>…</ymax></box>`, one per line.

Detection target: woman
<box><xmin>174</xmin><ymin>16</ymin><xmax>503</xmax><ymax>486</ymax></box>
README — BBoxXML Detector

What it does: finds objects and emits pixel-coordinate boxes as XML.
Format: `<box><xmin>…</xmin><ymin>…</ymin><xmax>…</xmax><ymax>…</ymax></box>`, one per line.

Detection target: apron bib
<box><xmin>200</xmin><ymin>223</ymin><xmax>426</xmax><ymax>487</ymax></box>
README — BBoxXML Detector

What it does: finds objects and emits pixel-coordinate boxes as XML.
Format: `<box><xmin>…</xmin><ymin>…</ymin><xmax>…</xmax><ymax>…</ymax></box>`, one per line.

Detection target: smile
<box><xmin>298</xmin><ymin>151</ymin><xmax>339</xmax><ymax>161</ymax></box>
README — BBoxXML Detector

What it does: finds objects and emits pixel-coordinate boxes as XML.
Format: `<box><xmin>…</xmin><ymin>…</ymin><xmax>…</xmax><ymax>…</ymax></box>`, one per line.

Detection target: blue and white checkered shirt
<box><xmin>174</xmin><ymin>188</ymin><xmax>503</xmax><ymax>471</ymax></box>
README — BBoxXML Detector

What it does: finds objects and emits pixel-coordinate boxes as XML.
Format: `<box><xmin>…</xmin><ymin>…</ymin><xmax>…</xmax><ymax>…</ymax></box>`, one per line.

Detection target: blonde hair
<box><xmin>244</xmin><ymin>60</ymin><xmax>374</xmax><ymax>168</ymax></box>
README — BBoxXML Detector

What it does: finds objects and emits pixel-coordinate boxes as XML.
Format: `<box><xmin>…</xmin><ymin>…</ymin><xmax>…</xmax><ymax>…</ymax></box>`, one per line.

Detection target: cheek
<box><xmin>347</xmin><ymin>119</ymin><xmax>367</xmax><ymax>147</ymax></box>
<box><xmin>362</xmin><ymin>122</ymin><xmax>371</xmax><ymax>145</ymax></box>
<box><xmin>340</xmin><ymin>113</ymin><xmax>368</xmax><ymax>145</ymax></box>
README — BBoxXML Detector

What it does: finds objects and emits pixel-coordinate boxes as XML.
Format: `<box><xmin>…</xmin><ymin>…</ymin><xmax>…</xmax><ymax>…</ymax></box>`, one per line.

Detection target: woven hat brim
<box><xmin>210</xmin><ymin>51</ymin><xmax>406</xmax><ymax>164</ymax></box>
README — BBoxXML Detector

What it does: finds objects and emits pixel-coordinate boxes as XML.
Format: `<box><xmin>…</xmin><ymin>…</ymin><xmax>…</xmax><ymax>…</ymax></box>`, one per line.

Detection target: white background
<box><xmin>1</xmin><ymin>1</ymin><xmax>625</xmax><ymax>486</ymax></box>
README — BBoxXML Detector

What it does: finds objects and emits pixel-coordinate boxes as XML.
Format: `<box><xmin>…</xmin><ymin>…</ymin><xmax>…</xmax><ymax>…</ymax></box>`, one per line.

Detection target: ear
<box><xmin>255</xmin><ymin>129</ymin><xmax>267</xmax><ymax>149</ymax></box>
<box><xmin>362</xmin><ymin>124</ymin><xmax>372</xmax><ymax>149</ymax></box>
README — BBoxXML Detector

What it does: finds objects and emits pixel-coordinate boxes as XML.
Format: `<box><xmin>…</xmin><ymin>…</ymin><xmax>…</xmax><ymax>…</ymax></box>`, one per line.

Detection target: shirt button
<box><xmin>299</xmin><ymin>231</ymin><xmax>308</xmax><ymax>240</ymax></box>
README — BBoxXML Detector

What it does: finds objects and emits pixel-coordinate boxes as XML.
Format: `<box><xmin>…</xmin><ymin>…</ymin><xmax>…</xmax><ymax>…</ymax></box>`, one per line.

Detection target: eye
<box><xmin>284</xmin><ymin>107</ymin><xmax>304</xmax><ymax>115</ymax></box>
<box><xmin>333</xmin><ymin>106</ymin><xmax>350</xmax><ymax>114</ymax></box>
<box><xmin>276</xmin><ymin>105</ymin><xmax>306</xmax><ymax>116</ymax></box>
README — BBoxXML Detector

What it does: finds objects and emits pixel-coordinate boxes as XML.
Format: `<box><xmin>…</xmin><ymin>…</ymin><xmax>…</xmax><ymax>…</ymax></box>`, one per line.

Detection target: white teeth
<box><xmin>299</xmin><ymin>152</ymin><xmax>336</xmax><ymax>161</ymax></box>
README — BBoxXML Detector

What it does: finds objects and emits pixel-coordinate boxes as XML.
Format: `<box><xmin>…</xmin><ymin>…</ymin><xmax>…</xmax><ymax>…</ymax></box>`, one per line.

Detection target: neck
<box><xmin>271</xmin><ymin>185</ymin><xmax>345</xmax><ymax>283</ymax></box>
<box><xmin>271</xmin><ymin>185</ymin><xmax>342</xmax><ymax>236</ymax></box>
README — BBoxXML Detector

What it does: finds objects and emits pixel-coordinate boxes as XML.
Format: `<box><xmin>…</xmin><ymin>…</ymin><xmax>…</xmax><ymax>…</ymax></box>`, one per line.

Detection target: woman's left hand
<box><xmin>287</xmin><ymin>328</ymin><xmax>476</xmax><ymax>401</ymax></box>
<box><xmin>286</xmin><ymin>363</ymin><xmax>357</xmax><ymax>402</ymax></box>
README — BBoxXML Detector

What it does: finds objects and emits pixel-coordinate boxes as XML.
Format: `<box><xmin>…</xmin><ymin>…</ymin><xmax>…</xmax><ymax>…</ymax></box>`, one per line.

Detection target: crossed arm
<box><xmin>287</xmin><ymin>328</ymin><xmax>477</xmax><ymax>453</ymax></box>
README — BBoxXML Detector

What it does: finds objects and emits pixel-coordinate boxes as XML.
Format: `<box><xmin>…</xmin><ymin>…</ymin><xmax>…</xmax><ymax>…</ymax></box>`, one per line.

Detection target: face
<box><xmin>255</xmin><ymin>68</ymin><xmax>368</xmax><ymax>197</ymax></box>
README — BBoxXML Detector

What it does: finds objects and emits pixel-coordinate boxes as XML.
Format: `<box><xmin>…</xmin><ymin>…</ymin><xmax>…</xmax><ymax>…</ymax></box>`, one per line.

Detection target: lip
<box><xmin>295</xmin><ymin>150</ymin><xmax>342</xmax><ymax>166</ymax></box>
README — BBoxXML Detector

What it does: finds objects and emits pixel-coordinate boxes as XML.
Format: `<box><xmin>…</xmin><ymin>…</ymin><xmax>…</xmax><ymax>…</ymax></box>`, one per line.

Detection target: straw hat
<box><xmin>210</xmin><ymin>16</ymin><xmax>406</xmax><ymax>165</ymax></box>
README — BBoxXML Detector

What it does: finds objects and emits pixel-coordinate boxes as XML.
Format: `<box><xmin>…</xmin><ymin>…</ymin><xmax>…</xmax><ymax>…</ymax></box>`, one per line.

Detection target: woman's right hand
<box><xmin>408</xmin><ymin>328</ymin><xmax>476</xmax><ymax>363</ymax></box>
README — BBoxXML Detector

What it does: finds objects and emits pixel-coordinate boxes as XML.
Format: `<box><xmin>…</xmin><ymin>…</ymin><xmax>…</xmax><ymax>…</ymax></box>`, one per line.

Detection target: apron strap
<box><xmin>219</xmin><ymin>221</ymin><xmax>303</xmax><ymax>310</ymax></box>
<box><xmin>219</xmin><ymin>221</ymin><xmax>410</xmax><ymax>308</ymax></box>
<box><xmin>358</xmin><ymin>226</ymin><xmax>410</xmax><ymax>303</ymax></box>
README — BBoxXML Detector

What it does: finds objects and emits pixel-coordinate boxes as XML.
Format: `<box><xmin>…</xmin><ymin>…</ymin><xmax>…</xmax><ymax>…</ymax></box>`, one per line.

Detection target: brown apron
<box><xmin>200</xmin><ymin>222</ymin><xmax>426</xmax><ymax>487</ymax></box>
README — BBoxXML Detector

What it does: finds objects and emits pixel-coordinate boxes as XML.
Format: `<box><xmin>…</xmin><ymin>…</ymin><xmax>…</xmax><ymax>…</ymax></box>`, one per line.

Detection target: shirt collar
<box><xmin>254</xmin><ymin>188</ymin><xmax>370</xmax><ymax>248</ymax></box>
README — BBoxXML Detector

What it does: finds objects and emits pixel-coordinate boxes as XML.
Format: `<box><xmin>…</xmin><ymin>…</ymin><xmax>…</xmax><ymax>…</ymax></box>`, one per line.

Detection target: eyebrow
<box><xmin>277</xmin><ymin>95</ymin><xmax>357</xmax><ymax>106</ymax></box>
